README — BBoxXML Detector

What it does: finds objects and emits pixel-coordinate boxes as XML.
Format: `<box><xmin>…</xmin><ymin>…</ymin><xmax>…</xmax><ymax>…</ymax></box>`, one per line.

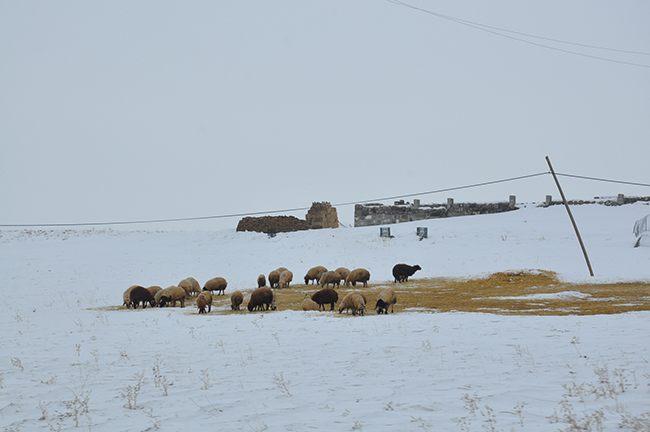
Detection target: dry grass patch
<box><xmin>107</xmin><ymin>271</ymin><xmax>650</xmax><ymax>316</ymax></box>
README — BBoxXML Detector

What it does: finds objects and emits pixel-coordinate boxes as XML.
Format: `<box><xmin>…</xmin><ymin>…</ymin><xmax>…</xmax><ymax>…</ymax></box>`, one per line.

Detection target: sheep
<box><xmin>247</xmin><ymin>287</ymin><xmax>277</xmax><ymax>312</ymax></box>
<box><xmin>345</xmin><ymin>268</ymin><xmax>371</xmax><ymax>287</ymax></box>
<box><xmin>146</xmin><ymin>285</ymin><xmax>162</xmax><ymax>298</ymax></box>
<box><xmin>304</xmin><ymin>266</ymin><xmax>328</xmax><ymax>284</ymax></box>
<box><xmin>319</xmin><ymin>270</ymin><xmax>341</xmax><ymax>288</ymax></box>
<box><xmin>279</xmin><ymin>270</ymin><xmax>293</xmax><ymax>288</ymax></box>
<box><xmin>129</xmin><ymin>286</ymin><xmax>156</xmax><ymax>309</ymax></box>
<box><xmin>196</xmin><ymin>291</ymin><xmax>213</xmax><ymax>314</ymax></box>
<box><xmin>301</xmin><ymin>294</ymin><xmax>320</xmax><ymax>311</ymax></box>
<box><xmin>338</xmin><ymin>292</ymin><xmax>366</xmax><ymax>316</ymax></box>
<box><xmin>257</xmin><ymin>274</ymin><xmax>266</xmax><ymax>288</ymax></box>
<box><xmin>230</xmin><ymin>290</ymin><xmax>244</xmax><ymax>311</ymax></box>
<box><xmin>375</xmin><ymin>288</ymin><xmax>397</xmax><ymax>314</ymax></box>
<box><xmin>179</xmin><ymin>277</ymin><xmax>201</xmax><ymax>297</ymax></box>
<box><xmin>268</xmin><ymin>270</ymin><xmax>281</xmax><ymax>288</ymax></box>
<box><xmin>335</xmin><ymin>267</ymin><xmax>350</xmax><ymax>283</ymax></box>
<box><xmin>122</xmin><ymin>285</ymin><xmax>141</xmax><ymax>308</ymax></box>
<box><xmin>203</xmin><ymin>277</ymin><xmax>227</xmax><ymax>295</ymax></box>
<box><xmin>392</xmin><ymin>264</ymin><xmax>422</xmax><ymax>283</ymax></box>
<box><xmin>157</xmin><ymin>286</ymin><xmax>187</xmax><ymax>308</ymax></box>
<box><xmin>311</xmin><ymin>288</ymin><xmax>339</xmax><ymax>311</ymax></box>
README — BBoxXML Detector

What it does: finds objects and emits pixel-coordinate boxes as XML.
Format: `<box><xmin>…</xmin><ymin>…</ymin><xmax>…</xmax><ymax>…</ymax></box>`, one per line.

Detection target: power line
<box><xmin>387</xmin><ymin>0</ymin><xmax>650</xmax><ymax>69</ymax></box>
<box><xmin>1</xmin><ymin>170</ymin><xmax>648</xmax><ymax>228</ymax></box>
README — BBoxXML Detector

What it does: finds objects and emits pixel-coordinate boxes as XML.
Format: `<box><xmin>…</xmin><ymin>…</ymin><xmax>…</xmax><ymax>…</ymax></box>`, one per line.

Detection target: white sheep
<box><xmin>230</xmin><ymin>290</ymin><xmax>244</xmax><ymax>311</ymax></box>
<box><xmin>319</xmin><ymin>270</ymin><xmax>341</xmax><ymax>288</ymax></box>
<box><xmin>122</xmin><ymin>285</ymin><xmax>141</xmax><ymax>308</ymax></box>
<box><xmin>203</xmin><ymin>277</ymin><xmax>227</xmax><ymax>295</ymax></box>
<box><xmin>197</xmin><ymin>291</ymin><xmax>213</xmax><ymax>314</ymax></box>
<box><xmin>345</xmin><ymin>268</ymin><xmax>371</xmax><ymax>287</ymax></box>
<box><xmin>301</xmin><ymin>293</ymin><xmax>320</xmax><ymax>311</ymax></box>
<box><xmin>157</xmin><ymin>286</ymin><xmax>186</xmax><ymax>307</ymax></box>
<box><xmin>279</xmin><ymin>270</ymin><xmax>293</xmax><ymax>288</ymax></box>
<box><xmin>179</xmin><ymin>277</ymin><xmax>201</xmax><ymax>297</ymax></box>
<box><xmin>375</xmin><ymin>288</ymin><xmax>397</xmax><ymax>314</ymax></box>
<box><xmin>304</xmin><ymin>266</ymin><xmax>328</xmax><ymax>284</ymax></box>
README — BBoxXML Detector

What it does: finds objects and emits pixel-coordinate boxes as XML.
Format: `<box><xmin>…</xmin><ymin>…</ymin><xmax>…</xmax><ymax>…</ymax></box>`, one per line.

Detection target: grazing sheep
<box><xmin>129</xmin><ymin>286</ymin><xmax>156</xmax><ymax>309</ymax></box>
<box><xmin>335</xmin><ymin>267</ymin><xmax>350</xmax><ymax>283</ymax></box>
<box><xmin>392</xmin><ymin>264</ymin><xmax>422</xmax><ymax>283</ymax></box>
<box><xmin>196</xmin><ymin>291</ymin><xmax>213</xmax><ymax>314</ymax></box>
<box><xmin>268</xmin><ymin>270</ymin><xmax>281</xmax><ymax>288</ymax></box>
<box><xmin>301</xmin><ymin>294</ymin><xmax>320</xmax><ymax>311</ymax></box>
<box><xmin>257</xmin><ymin>274</ymin><xmax>266</xmax><ymax>288</ymax></box>
<box><xmin>230</xmin><ymin>290</ymin><xmax>244</xmax><ymax>311</ymax></box>
<box><xmin>345</xmin><ymin>268</ymin><xmax>371</xmax><ymax>287</ymax></box>
<box><xmin>279</xmin><ymin>270</ymin><xmax>293</xmax><ymax>288</ymax></box>
<box><xmin>304</xmin><ymin>266</ymin><xmax>328</xmax><ymax>284</ymax></box>
<box><xmin>338</xmin><ymin>292</ymin><xmax>366</xmax><ymax>316</ymax></box>
<box><xmin>375</xmin><ymin>288</ymin><xmax>397</xmax><ymax>314</ymax></box>
<box><xmin>319</xmin><ymin>270</ymin><xmax>341</xmax><ymax>288</ymax></box>
<box><xmin>146</xmin><ymin>286</ymin><xmax>162</xmax><ymax>298</ymax></box>
<box><xmin>179</xmin><ymin>277</ymin><xmax>201</xmax><ymax>297</ymax></box>
<box><xmin>247</xmin><ymin>287</ymin><xmax>277</xmax><ymax>312</ymax></box>
<box><xmin>311</xmin><ymin>288</ymin><xmax>339</xmax><ymax>311</ymax></box>
<box><xmin>157</xmin><ymin>286</ymin><xmax>187</xmax><ymax>308</ymax></box>
<box><xmin>203</xmin><ymin>277</ymin><xmax>227</xmax><ymax>295</ymax></box>
<box><xmin>122</xmin><ymin>285</ymin><xmax>141</xmax><ymax>308</ymax></box>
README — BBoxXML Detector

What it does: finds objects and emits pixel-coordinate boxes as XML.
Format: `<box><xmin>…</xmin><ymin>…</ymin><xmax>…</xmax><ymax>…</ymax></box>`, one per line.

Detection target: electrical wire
<box><xmin>387</xmin><ymin>0</ymin><xmax>650</xmax><ymax>68</ymax></box>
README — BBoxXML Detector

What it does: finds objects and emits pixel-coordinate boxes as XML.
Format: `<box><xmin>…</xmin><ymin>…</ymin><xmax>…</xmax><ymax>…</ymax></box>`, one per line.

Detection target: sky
<box><xmin>1</xmin><ymin>1</ymin><xmax>649</xmax><ymax>230</ymax></box>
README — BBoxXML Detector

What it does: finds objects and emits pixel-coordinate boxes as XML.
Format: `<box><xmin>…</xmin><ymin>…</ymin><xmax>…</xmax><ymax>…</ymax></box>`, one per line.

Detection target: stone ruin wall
<box><xmin>237</xmin><ymin>202</ymin><xmax>338</xmax><ymax>234</ymax></box>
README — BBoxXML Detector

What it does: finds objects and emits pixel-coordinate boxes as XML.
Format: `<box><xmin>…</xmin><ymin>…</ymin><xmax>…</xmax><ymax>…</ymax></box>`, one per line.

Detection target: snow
<box><xmin>1</xmin><ymin>203</ymin><xmax>649</xmax><ymax>431</ymax></box>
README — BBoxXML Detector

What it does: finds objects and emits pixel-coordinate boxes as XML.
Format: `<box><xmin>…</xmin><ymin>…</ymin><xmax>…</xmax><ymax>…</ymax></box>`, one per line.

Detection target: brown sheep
<box><xmin>257</xmin><ymin>274</ymin><xmax>266</xmax><ymax>288</ymax></box>
<box><xmin>335</xmin><ymin>267</ymin><xmax>350</xmax><ymax>283</ymax></box>
<box><xmin>203</xmin><ymin>277</ymin><xmax>227</xmax><ymax>295</ymax></box>
<box><xmin>345</xmin><ymin>268</ymin><xmax>371</xmax><ymax>287</ymax></box>
<box><xmin>338</xmin><ymin>292</ymin><xmax>366</xmax><ymax>316</ymax></box>
<box><xmin>279</xmin><ymin>270</ymin><xmax>293</xmax><ymax>288</ymax></box>
<box><xmin>247</xmin><ymin>287</ymin><xmax>277</xmax><ymax>312</ymax></box>
<box><xmin>230</xmin><ymin>290</ymin><xmax>244</xmax><ymax>311</ymax></box>
<box><xmin>146</xmin><ymin>285</ymin><xmax>162</xmax><ymax>298</ymax></box>
<box><xmin>319</xmin><ymin>270</ymin><xmax>341</xmax><ymax>288</ymax></box>
<box><xmin>157</xmin><ymin>286</ymin><xmax>187</xmax><ymax>308</ymax></box>
<box><xmin>304</xmin><ymin>266</ymin><xmax>328</xmax><ymax>284</ymax></box>
<box><xmin>311</xmin><ymin>288</ymin><xmax>339</xmax><ymax>311</ymax></box>
<box><xmin>129</xmin><ymin>286</ymin><xmax>156</xmax><ymax>309</ymax></box>
<box><xmin>392</xmin><ymin>264</ymin><xmax>421</xmax><ymax>283</ymax></box>
<box><xmin>179</xmin><ymin>277</ymin><xmax>201</xmax><ymax>297</ymax></box>
<box><xmin>301</xmin><ymin>294</ymin><xmax>320</xmax><ymax>311</ymax></box>
<box><xmin>268</xmin><ymin>270</ymin><xmax>281</xmax><ymax>288</ymax></box>
<box><xmin>197</xmin><ymin>291</ymin><xmax>213</xmax><ymax>314</ymax></box>
<box><xmin>122</xmin><ymin>285</ymin><xmax>141</xmax><ymax>308</ymax></box>
<box><xmin>375</xmin><ymin>288</ymin><xmax>397</xmax><ymax>314</ymax></box>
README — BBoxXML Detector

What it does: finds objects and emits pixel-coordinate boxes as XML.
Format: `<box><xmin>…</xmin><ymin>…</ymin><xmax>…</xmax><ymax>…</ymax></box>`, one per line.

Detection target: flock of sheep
<box><xmin>121</xmin><ymin>263</ymin><xmax>422</xmax><ymax>317</ymax></box>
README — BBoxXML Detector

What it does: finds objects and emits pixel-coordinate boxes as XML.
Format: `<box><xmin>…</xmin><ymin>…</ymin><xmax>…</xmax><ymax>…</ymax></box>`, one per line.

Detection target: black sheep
<box><xmin>311</xmin><ymin>288</ymin><xmax>339</xmax><ymax>311</ymax></box>
<box><xmin>247</xmin><ymin>287</ymin><xmax>276</xmax><ymax>312</ymax></box>
<box><xmin>392</xmin><ymin>263</ymin><xmax>422</xmax><ymax>283</ymax></box>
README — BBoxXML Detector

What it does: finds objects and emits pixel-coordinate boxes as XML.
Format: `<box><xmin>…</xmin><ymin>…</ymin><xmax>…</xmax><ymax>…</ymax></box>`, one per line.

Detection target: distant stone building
<box><xmin>306</xmin><ymin>202</ymin><xmax>339</xmax><ymax>229</ymax></box>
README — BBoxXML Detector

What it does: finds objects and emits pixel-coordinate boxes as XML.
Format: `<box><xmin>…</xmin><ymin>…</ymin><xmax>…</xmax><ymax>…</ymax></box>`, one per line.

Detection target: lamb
<box><xmin>268</xmin><ymin>270</ymin><xmax>281</xmax><ymax>288</ymax></box>
<box><xmin>375</xmin><ymin>288</ymin><xmax>397</xmax><ymax>314</ymax></box>
<box><xmin>301</xmin><ymin>294</ymin><xmax>320</xmax><ymax>311</ymax></box>
<box><xmin>311</xmin><ymin>288</ymin><xmax>339</xmax><ymax>311</ymax></box>
<box><xmin>129</xmin><ymin>286</ymin><xmax>156</xmax><ymax>309</ymax></box>
<box><xmin>335</xmin><ymin>267</ymin><xmax>350</xmax><ymax>283</ymax></box>
<box><xmin>157</xmin><ymin>286</ymin><xmax>187</xmax><ymax>308</ymax></box>
<box><xmin>338</xmin><ymin>292</ymin><xmax>366</xmax><ymax>316</ymax></box>
<box><xmin>230</xmin><ymin>290</ymin><xmax>244</xmax><ymax>311</ymax></box>
<box><xmin>257</xmin><ymin>274</ymin><xmax>266</xmax><ymax>288</ymax></box>
<box><xmin>304</xmin><ymin>266</ymin><xmax>328</xmax><ymax>284</ymax></box>
<box><xmin>345</xmin><ymin>268</ymin><xmax>371</xmax><ymax>287</ymax></box>
<box><xmin>203</xmin><ymin>277</ymin><xmax>227</xmax><ymax>295</ymax></box>
<box><xmin>319</xmin><ymin>270</ymin><xmax>341</xmax><ymax>288</ymax></box>
<box><xmin>247</xmin><ymin>287</ymin><xmax>277</xmax><ymax>312</ymax></box>
<box><xmin>122</xmin><ymin>285</ymin><xmax>141</xmax><ymax>308</ymax></box>
<box><xmin>392</xmin><ymin>264</ymin><xmax>421</xmax><ymax>283</ymax></box>
<box><xmin>179</xmin><ymin>277</ymin><xmax>201</xmax><ymax>297</ymax></box>
<box><xmin>196</xmin><ymin>290</ymin><xmax>213</xmax><ymax>314</ymax></box>
<box><xmin>279</xmin><ymin>270</ymin><xmax>293</xmax><ymax>288</ymax></box>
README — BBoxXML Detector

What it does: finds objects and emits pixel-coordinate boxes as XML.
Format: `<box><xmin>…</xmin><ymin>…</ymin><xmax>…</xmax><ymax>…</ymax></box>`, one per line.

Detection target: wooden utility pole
<box><xmin>545</xmin><ymin>156</ymin><xmax>594</xmax><ymax>277</ymax></box>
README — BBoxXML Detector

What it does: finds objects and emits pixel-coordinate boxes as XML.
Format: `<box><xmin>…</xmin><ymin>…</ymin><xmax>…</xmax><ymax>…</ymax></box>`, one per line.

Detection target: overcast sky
<box><xmin>1</xmin><ymin>1</ymin><xmax>649</xmax><ymax>230</ymax></box>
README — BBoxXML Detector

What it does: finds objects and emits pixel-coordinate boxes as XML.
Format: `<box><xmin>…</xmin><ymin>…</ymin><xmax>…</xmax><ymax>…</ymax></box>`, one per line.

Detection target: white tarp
<box><xmin>633</xmin><ymin>214</ymin><xmax>650</xmax><ymax>247</ymax></box>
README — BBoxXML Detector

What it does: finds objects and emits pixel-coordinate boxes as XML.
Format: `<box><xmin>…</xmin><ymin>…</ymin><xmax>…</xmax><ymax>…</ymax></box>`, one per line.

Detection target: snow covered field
<box><xmin>1</xmin><ymin>203</ymin><xmax>649</xmax><ymax>431</ymax></box>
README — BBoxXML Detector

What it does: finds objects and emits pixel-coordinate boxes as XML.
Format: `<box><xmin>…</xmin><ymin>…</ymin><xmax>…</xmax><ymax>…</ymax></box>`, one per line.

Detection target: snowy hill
<box><xmin>1</xmin><ymin>203</ymin><xmax>649</xmax><ymax>431</ymax></box>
